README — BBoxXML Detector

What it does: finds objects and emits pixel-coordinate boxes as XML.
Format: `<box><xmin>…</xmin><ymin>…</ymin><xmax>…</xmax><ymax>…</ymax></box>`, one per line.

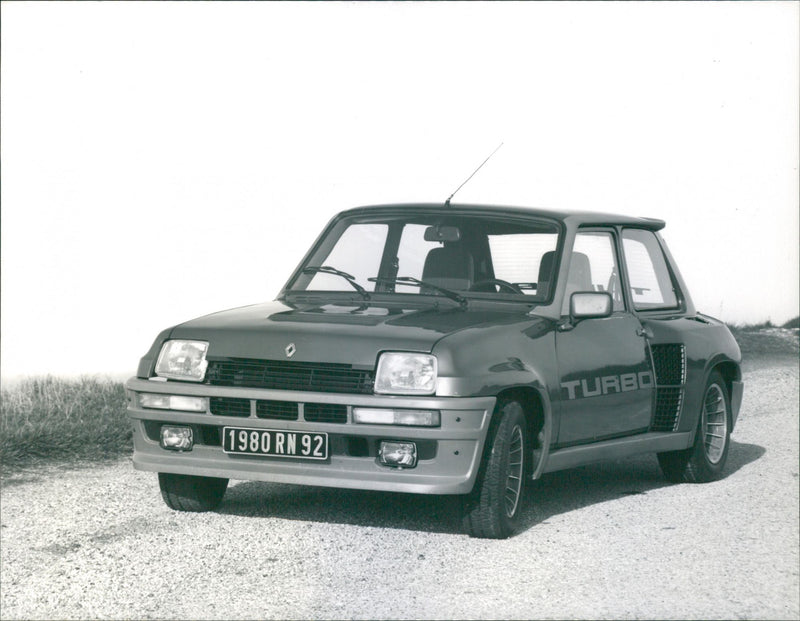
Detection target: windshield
<box><xmin>287</xmin><ymin>213</ymin><xmax>560</xmax><ymax>303</ymax></box>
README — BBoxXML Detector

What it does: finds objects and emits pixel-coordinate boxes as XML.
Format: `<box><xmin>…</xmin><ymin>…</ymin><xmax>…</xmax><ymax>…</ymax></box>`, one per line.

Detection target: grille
<box><xmin>210</xmin><ymin>397</ymin><xmax>251</xmax><ymax>417</ymax></box>
<box><xmin>649</xmin><ymin>344</ymin><xmax>686</xmax><ymax>432</ymax></box>
<box><xmin>304</xmin><ymin>403</ymin><xmax>348</xmax><ymax>424</ymax></box>
<box><xmin>256</xmin><ymin>400</ymin><xmax>299</xmax><ymax>421</ymax></box>
<box><xmin>206</xmin><ymin>397</ymin><xmax>346</xmax><ymax>424</ymax></box>
<box><xmin>206</xmin><ymin>358</ymin><xmax>374</xmax><ymax>394</ymax></box>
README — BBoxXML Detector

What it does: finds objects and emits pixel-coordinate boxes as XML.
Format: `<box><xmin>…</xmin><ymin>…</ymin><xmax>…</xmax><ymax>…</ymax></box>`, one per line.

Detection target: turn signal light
<box><xmin>353</xmin><ymin>408</ymin><xmax>440</xmax><ymax>427</ymax></box>
<box><xmin>140</xmin><ymin>393</ymin><xmax>207</xmax><ymax>412</ymax></box>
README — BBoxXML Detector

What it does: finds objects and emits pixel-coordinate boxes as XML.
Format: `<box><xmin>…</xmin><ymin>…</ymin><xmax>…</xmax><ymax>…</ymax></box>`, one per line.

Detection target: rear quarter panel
<box><xmin>641</xmin><ymin>315</ymin><xmax>742</xmax><ymax>434</ymax></box>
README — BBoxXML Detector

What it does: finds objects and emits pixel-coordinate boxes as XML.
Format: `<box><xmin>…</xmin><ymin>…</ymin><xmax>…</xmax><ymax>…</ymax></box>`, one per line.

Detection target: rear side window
<box><xmin>621</xmin><ymin>229</ymin><xmax>679</xmax><ymax>310</ymax></box>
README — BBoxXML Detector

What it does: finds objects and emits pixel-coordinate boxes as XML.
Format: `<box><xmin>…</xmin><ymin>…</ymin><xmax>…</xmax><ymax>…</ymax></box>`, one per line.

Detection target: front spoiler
<box><xmin>126</xmin><ymin>377</ymin><xmax>496</xmax><ymax>495</ymax></box>
<box><xmin>131</xmin><ymin>447</ymin><xmax>478</xmax><ymax>495</ymax></box>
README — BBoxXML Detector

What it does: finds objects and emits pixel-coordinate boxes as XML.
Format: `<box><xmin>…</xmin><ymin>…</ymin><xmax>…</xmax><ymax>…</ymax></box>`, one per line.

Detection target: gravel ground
<box><xmin>1</xmin><ymin>355</ymin><xmax>797</xmax><ymax>620</ymax></box>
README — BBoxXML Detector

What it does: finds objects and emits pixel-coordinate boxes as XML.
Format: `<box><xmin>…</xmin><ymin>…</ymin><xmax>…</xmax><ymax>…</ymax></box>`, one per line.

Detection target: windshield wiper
<box><xmin>369</xmin><ymin>276</ymin><xmax>469</xmax><ymax>311</ymax></box>
<box><xmin>302</xmin><ymin>266</ymin><xmax>370</xmax><ymax>301</ymax></box>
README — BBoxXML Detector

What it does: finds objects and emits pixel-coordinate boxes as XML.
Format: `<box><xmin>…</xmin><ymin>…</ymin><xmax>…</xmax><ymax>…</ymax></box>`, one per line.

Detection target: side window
<box><xmin>621</xmin><ymin>229</ymin><xmax>679</xmax><ymax>310</ymax></box>
<box><xmin>569</xmin><ymin>231</ymin><xmax>624</xmax><ymax>311</ymax></box>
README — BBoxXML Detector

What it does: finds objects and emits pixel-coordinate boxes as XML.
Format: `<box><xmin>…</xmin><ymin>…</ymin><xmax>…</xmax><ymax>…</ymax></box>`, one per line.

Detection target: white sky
<box><xmin>2</xmin><ymin>1</ymin><xmax>798</xmax><ymax>379</ymax></box>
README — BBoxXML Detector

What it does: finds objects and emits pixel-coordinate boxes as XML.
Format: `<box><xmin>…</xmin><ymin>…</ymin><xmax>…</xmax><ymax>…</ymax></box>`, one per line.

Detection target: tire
<box><xmin>462</xmin><ymin>399</ymin><xmax>528</xmax><ymax>539</ymax></box>
<box><xmin>158</xmin><ymin>473</ymin><xmax>229</xmax><ymax>512</ymax></box>
<box><xmin>657</xmin><ymin>370</ymin><xmax>731</xmax><ymax>483</ymax></box>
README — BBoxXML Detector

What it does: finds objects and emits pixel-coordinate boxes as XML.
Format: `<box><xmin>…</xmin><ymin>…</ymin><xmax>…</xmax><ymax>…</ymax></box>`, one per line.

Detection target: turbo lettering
<box><xmin>620</xmin><ymin>373</ymin><xmax>638</xmax><ymax>392</ymax></box>
<box><xmin>561</xmin><ymin>371</ymin><xmax>654</xmax><ymax>400</ymax></box>
<box><xmin>601</xmin><ymin>376</ymin><xmax>621</xmax><ymax>394</ymax></box>
<box><xmin>582</xmin><ymin>377</ymin><xmax>602</xmax><ymax>397</ymax></box>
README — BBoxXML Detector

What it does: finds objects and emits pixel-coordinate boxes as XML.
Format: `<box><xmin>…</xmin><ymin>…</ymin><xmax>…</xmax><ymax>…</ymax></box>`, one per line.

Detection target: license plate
<box><xmin>222</xmin><ymin>427</ymin><xmax>328</xmax><ymax>461</ymax></box>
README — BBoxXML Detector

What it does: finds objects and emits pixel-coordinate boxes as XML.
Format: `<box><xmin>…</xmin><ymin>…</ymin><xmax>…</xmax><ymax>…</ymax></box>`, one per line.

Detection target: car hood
<box><xmin>168</xmin><ymin>300</ymin><xmax>524</xmax><ymax>369</ymax></box>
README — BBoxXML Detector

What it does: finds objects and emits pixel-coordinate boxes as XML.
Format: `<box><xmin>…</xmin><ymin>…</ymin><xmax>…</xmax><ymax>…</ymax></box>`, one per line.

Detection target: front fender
<box><xmin>433</xmin><ymin>316</ymin><xmax>559</xmax><ymax>479</ymax></box>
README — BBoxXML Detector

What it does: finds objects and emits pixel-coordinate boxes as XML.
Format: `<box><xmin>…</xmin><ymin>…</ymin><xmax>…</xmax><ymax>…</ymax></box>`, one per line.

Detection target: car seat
<box><xmin>421</xmin><ymin>245</ymin><xmax>475</xmax><ymax>291</ymax></box>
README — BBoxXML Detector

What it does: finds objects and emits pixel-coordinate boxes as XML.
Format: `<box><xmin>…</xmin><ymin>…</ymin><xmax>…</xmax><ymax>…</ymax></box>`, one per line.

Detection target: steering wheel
<box><xmin>469</xmin><ymin>279</ymin><xmax>524</xmax><ymax>294</ymax></box>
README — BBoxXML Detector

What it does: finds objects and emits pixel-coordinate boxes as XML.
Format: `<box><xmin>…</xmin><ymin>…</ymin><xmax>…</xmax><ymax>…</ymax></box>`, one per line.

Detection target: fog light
<box><xmin>378</xmin><ymin>441</ymin><xmax>417</xmax><ymax>469</ymax></box>
<box><xmin>140</xmin><ymin>393</ymin><xmax>207</xmax><ymax>412</ymax></box>
<box><xmin>160</xmin><ymin>426</ymin><xmax>193</xmax><ymax>451</ymax></box>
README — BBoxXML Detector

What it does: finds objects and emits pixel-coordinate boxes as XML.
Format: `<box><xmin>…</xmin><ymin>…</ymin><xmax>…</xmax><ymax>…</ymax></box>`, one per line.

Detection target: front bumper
<box><xmin>125</xmin><ymin>377</ymin><xmax>496</xmax><ymax>495</ymax></box>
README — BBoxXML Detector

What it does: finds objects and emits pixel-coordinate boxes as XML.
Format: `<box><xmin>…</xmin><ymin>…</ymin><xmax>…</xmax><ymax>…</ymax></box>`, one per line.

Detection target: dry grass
<box><xmin>729</xmin><ymin>318</ymin><xmax>800</xmax><ymax>357</ymax></box>
<box><xmin>783</xmin><ymin>316</ymin><xmax>800</xmax><ymax>330</ymax></box>
<box><xmin>0</xmin><ymin>376</ymin><xmax>130</xmax><ymax>469</ymax></box>
<box><xmin>728</xmin><ymin>317</ymin><xmax>800</xmax><ymax>332</ymax></box>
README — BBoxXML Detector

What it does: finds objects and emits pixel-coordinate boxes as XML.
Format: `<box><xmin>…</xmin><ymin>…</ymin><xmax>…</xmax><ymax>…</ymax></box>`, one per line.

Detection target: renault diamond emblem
<box><xmin>285</xmin><ymin>343</ymin><xmax>297</xmax><ymax>358</ymax></box>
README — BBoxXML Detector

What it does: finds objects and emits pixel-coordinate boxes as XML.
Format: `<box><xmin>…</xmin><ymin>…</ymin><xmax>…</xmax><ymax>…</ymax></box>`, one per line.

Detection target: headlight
<box><xmin>374</xmin><ymin>352</ymin><xmax>437</xmax><ymax>395</ymax></box>
<box><xmin>154</xmin><ymin>340</ymin><xmax>209</xmax><ymax>382</ymax></box>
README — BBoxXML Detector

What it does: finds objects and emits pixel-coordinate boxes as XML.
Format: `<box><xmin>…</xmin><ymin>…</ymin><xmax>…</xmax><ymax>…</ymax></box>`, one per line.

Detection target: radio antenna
<box><xmin>445</xmin><ymin>142</ymin><xmax>504</xmax><ymax>207</ymax></box>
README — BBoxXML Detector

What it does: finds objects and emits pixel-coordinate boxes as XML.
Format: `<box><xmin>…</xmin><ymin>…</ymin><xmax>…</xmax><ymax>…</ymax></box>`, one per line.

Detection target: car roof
<box><xmin>336</xmin><ymin>203</ymin><xmax>666</xmax><ymax>231</ymax></box>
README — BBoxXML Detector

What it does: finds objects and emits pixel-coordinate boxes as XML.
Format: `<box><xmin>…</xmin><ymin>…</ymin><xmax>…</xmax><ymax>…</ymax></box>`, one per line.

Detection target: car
<box><xmin>126</xmin><ymin>203</ymin><xmax>744</xmax><ymax>538</ymax></box>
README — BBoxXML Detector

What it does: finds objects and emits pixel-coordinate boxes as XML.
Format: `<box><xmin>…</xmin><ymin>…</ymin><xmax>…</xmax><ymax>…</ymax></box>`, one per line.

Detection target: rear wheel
<box><xmin>657</xmin><ymin>371</ymin><xmax>731</xmax><ymax>483</ymax></box>
<box><xmin>158</xmin><ymin>473</ymin><xmax>229</xmax><ymax>512</ymax></box>
<box><xmin>463</xmin><ymin>399</ymin><xmax>528</xmax><ymax>539</ymax></box>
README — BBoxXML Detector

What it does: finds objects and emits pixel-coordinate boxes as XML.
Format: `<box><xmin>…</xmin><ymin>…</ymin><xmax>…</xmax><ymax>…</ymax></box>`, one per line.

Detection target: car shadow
<box><xmin>220</xmin><ymin>481</ymin><xmax>466</xmax><ymax>534</ymax></box>
<box><xmin>217</xmin><ymin>439</ymin><xmax>766</xmax><ymax>537</ymax></box>
<box><xmin>519</xmin><ymin>439</ymin><xmax>765</xmax><ymax>529</ymax></box>
<box><xmin>724</xmin><ymin>439</ymin><xmax>767</xmax><ymax>475</ymax></box>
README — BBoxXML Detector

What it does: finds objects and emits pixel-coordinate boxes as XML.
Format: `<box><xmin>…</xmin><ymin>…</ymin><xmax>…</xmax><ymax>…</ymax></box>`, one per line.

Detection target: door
<box><xmin>555</xmin><ymin>230</ymin><xmax>654</xmax><ymax>446</ymax></box>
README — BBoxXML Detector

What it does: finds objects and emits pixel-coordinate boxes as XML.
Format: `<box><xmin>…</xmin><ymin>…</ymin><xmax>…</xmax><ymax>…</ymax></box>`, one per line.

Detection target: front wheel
<box><xmin>657</xmin><ymin>370</ymin><xmax>731</xmax><ymax>483</ymax></box>
<box><xmin>158</xmin><ymin>473</ymin><xmax>229</xmax><ymax>512</ymax></box>
<box><xmin>462</xmin><ymin>400</ymin><xmax>528</xmax><ymax>539</ymax></box>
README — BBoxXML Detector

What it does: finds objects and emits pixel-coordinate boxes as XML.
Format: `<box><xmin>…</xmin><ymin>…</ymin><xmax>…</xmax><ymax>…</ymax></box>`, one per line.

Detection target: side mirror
<box><xmin>570</xmin><ymin>291</ymin><xmax>613</xmax><ymax>320</ymax></box>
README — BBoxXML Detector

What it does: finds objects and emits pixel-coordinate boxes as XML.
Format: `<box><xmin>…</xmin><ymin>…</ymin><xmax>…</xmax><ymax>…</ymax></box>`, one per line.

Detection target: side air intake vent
<box><xmin>649</xmin><ymin>344</ymin><xmax>686</xmax><ymax>432</ymax></box>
